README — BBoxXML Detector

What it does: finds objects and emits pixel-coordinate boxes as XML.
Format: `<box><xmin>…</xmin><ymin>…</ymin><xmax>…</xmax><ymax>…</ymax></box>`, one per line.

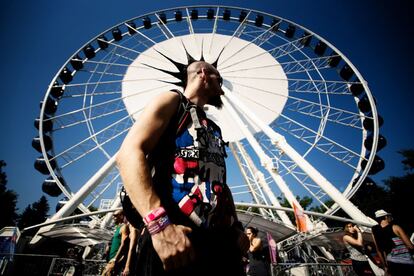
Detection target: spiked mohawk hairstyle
<box><xmin>143</xmin><ymin>40</ymin><xmax>224</xmax><ymax>88</ymax></box>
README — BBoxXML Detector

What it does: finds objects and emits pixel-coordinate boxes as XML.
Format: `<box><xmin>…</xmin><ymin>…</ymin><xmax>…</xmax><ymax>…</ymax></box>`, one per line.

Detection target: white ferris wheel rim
<box><xmin>36</xmin><ymin>5</ymin><xmax>380</xmax><ymax>223</ymax></box>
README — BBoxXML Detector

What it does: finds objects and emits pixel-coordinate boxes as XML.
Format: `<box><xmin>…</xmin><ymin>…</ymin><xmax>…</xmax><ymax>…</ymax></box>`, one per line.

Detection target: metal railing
<box><xmin>272</xmin><ymin>262</ymin><xmax>355</xmax><ymax>276</ymax></box>
<box><xmin>1</xmin><ymin>254</ymin><xmax>106</xmax><ymax>276</ymax></box>
<box><xmin>47</xmin><ymin>258</ymin><xmax>106</xmax><ymax>276</ymax></box>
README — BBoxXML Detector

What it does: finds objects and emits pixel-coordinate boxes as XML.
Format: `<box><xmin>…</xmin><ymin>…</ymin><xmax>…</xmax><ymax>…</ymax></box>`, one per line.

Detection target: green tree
<box><xmin>309</xmin><ymin>199</ymin><xmax>334</xmax><ymax>213</ymax></box>
<box><xmin>350</xmin><ymin>179</ymin><xmax>390</xmax><ymax>219</ymax></box>
<box><xmin>0</xmin><ymin>160</ymin><xmax>19</xmax><ymax>229</ymax></box>
<box><xmin>18</xmin><ymin>196</ymin><xmax>50</xmax><ymax>235</ymax></box>
<box><xmin>383</xmin><ymin>149</ymin><xmax>414</xmax><ymax>233</ymax></box>
<box><xmin>400</xmin><ymin>149</ymin><xmax>414</xmax><ymax>171</ymax></box>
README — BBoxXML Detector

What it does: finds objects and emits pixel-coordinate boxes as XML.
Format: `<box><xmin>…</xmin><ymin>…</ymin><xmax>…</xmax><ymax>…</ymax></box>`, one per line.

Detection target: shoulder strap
<box><xmin>170</xmin><ymin>89</ymin><xmax>197</xmax><ymax>135</ymax></box>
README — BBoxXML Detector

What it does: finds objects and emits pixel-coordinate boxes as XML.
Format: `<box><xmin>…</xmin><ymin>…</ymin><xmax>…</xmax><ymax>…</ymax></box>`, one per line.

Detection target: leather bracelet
<box><xmin>147</xmin><ymin>215</ymin><xmax>171</xmax><ymax>235</ymax></box>
<box><xmin>143</xmin><ymin>206</ymin><xmax>166</xmax><ymax>225</ymax></box>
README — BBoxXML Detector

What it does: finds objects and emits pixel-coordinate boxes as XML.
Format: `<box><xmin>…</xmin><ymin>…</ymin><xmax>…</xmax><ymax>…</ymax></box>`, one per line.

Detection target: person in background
<box><xmin>245</xmin><ymin>226</ymin><xmax>270</xmax><ymax>276</ymax></box>
<box><xmin>122</xmin><ymin>223</ymin><xmax>138</xmax><ymax>276</ymax></box>
<box><xmin>102</xmin><ymin>210</ymin><xmax>129</xmax><ymax>276</ymax></box>
<box><xmin>371</xmin><ymin>209</ymin><xmax>414</xmax><ymax>275</ymax></box>
<box><xmin>342</xmin><ymin>222</ymin><xmax>374</xmax><ymax>275</ymax></box>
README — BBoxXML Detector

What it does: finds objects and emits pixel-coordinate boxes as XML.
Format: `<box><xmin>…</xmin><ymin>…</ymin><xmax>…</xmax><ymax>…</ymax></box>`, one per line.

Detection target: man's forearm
<box><xmin>117</xmin><ymin>148</ymin><xmax>161</xmax><ymax>216</ymax></box>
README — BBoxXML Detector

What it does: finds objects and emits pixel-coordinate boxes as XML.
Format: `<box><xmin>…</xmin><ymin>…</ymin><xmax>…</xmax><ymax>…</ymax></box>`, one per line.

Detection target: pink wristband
<box><xmin>143</xmin><ymin>206</ymin><xmax>166</xmax><ymax>225</ymax></box>
<box><xmin>147</xmin><ymin>215</ymin><xmax>171</xmax><ymax>235</ymax></box>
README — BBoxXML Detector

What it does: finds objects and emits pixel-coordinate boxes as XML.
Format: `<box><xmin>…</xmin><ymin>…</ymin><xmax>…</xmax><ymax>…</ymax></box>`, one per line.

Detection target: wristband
<box><xmin>143</xmin><ymin>206</ymin><xmax>166</xmax><ymax>225</ymax></box>
<box><xmin>147</xmin><ymin>215</ymin><xmax>171</xmax><ymax>235</ymax></box>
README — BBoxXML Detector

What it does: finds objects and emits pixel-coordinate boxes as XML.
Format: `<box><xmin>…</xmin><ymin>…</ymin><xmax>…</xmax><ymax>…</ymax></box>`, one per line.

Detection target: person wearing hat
<box><xmin>371</xmin><ymin>209</ymin><xmax>414</xmax><ymax>275</ymax></box>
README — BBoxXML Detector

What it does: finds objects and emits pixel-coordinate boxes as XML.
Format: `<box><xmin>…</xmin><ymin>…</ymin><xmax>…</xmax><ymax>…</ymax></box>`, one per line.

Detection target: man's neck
<box><xmin>184</xmin><ymin>87</ymin><xmax>208</xmax><ymax>108</ymax></box>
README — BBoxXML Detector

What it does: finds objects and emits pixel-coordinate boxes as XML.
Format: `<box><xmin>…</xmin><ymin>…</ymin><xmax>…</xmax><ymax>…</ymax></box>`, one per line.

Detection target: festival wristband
<box><xmin>147</xmin><ymin>215</ymin><xmax>171</xmax><ymax>235</ymax></box>
<box><xmin>143</xmin><ymin>206</ymin><xmax>166</xmax><ymax>225</ymax></box>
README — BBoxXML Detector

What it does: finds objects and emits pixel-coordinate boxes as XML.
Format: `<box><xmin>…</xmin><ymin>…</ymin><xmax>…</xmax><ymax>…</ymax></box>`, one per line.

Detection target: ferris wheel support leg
<box><xmin>224</xmin><ymin>92</ymin><xmax>372</xmax><ymax>224</ymax></box>
<box><xmin>230</xmin><ymin>142</ymin><xmax>274</xmax><ymax>220</ymax></box>
<box><xmin>234</xmin><ymin>141</ymin><xmax>291</xmax><ymax>225</ymax></box>
<box><xmin>30</xmin><ymin>155</ymin><xmax>117</xmax><ymax>244</ymax></box>
<box><xmin>223</xmin><ymin>97</ymin><xmax>293</xmax><ymax>226</ymax></box>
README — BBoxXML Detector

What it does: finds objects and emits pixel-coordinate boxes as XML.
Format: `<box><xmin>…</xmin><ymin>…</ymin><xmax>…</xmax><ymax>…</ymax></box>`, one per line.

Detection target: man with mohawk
<box><xmin>117</xmin><ymin>60</ymin><xmax>249</xmax><ymax>276</ymax></box>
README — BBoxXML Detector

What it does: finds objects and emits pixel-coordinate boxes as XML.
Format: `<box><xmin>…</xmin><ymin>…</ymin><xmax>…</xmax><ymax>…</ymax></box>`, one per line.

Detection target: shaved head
<box><xmin>187</xmin><ymin>61</ymin><xmax>217</xmax><ymax>81</ymax></box>
<box><xmin>186</xmin><ymin>61</ymin><xmax>224</xmax><ymax>108</ymax></box>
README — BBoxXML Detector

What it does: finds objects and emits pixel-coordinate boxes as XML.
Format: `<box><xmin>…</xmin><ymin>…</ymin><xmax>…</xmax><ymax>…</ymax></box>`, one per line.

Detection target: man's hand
<box><xmin>151</xmin><ymin>224</ymin><xmax>195</xmax><ymax>271</ymax></box>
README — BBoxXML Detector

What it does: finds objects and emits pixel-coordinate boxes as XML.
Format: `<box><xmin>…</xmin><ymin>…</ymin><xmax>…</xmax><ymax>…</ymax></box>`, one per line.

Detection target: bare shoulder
<box><xmin>146</xmin><ymin>91</ymin><xmax>181</xmax><ymax>113</ymax></box>
<box><xmin>392</xmin><ymin>224</ymin><xmax>404</xmax><ymax>234</ymax></box>
<box><xmin>121</xmin><ymin>223</ymin><xmax>129</xmax><ymax>234</ymax></box>
<box><xmin>343</xmin><ymin>234</ymin><xmax>358</xmax><ymax>244</ymax></box>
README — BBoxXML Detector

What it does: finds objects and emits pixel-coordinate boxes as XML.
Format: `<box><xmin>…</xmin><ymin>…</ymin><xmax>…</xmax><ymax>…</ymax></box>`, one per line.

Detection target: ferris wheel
<box><xmin>33</xmin><ymin>5</ymin><xmax>386</xmax><ymax>229</ymax></box>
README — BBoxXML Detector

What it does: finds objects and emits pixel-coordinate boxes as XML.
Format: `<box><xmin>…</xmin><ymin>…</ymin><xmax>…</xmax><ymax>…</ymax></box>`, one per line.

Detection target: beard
<box><xmin>207</xmin><ymin>94</ymin><xmax>223</xmax><ymax>109</ymax></box>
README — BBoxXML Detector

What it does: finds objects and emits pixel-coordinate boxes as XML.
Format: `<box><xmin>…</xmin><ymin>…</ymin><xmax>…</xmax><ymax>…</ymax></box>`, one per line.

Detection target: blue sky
<box><xmin>1</xmin><ymin>0</ymin><xmax>413</xmax><ymax>214</ymax></box>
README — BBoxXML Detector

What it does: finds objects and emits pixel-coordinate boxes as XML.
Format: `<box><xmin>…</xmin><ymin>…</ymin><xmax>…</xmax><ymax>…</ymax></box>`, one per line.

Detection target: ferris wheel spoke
<box><xmin>287</xmin><ymin>78</ymin><xmax>353</xmax><ymax>95</ymax></box>
<box><xmin>220</xmin><ymin>33</ymin><xmax>310</xmax><ymax>71</ymax></box>
<box><xmin>49</xmin><ymin>84</ymin><xmax>169</xmax><ymax>131</ymax></box>
<box><xmin>127</xmin><ymin>20</ymin><xmax>187</xmax><ymax>61</ymax></box>
<box><xmin>229</xmin><ymin>79</ymin><xmax>370</xmax><ymax>124</ymax></box>
<box><xmin>57</xmin><ymin>77</ymin><xmax>176</xmax><ymax>89</ymax></box>
<box><xmin>273</xmin><ymin>116</ymin><xmax>361</xmax><ymax>170</ymax></box>
<box><xmin>219</xmin><ymin>11</ymin><xmax>251</xmax><ymax>52</ymax></box>
<box><xmin>282</xmin><ymin>55</ymin><xmax>339</xmax><ymax>75</ymax></box>
<box><xmin>56</xmin><ymin>118</ymin><xmax>133</xmax><ymax>170</ymax></box>
<box><xmin>55</xmin><ymin>106</ymin><xmax>127</xmax><ymax>131</ymax></box>
<box><xmin>51</xmin><ymin>110</ymin><xmax>138</xmax><ymax>163</ymax></box>
<box><xmin>207</xmin><ymin>7</ymin><xmax>221</xmax><ymax>54</ymax></box>
<box><xmin>231</xmin><ymin>92</ymin><xmax>363</xmax><ymax>169</ymax></box>
<box><xmin>154</xmin><ymin>14</ymin><xmax>174</xmax><ymax>39</ymax></box>
<box><xmin>184</xmin><ymin>8</ymin><xmax>195</xmax><ymax>35</ymax></box>
<box><xmin>74</xmin><ymin>59</ymin><xmax>151</xmax><ymax>70</ymax></box>
<box><xmin>268</xmin><ymin>33</ymin><xmax>313</xmax><ymax>60</ymax></box>
<box><xmin>229</xmin><ymin>142</ymin><xmax>277</xmax><ymax>220</ymax></box>
<box><xmin>283</xmin><ymin>100</ymin><xmax>363</xmax><ymax>129</ymax></box>
<box><xmin>98</xmin><ymin>38</ymin><xmax>142</xmax><ymax>55</ymax></box>
<box><xmin>219</xmin><ymin>24</ymin><xmax>276</xmax><ymax>67</ymax></box>
<box><xmin>64</xmin><ymin>90</ymin><xmax>122</xmax><ymax>98</ymax></box>
<box><xmin>223</xmin><ymin>75</ymin><xmax>353</xmax><ymax>95</ymax></box>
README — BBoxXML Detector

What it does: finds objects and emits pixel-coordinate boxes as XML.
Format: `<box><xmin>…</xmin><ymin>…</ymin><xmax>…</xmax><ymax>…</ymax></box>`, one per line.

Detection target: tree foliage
<box><xmin>307</xmin><ymin>150</ymin><xmax>414</xmax><ymax>231</ymax></box>
<box><xmin>0</xmin><ymin>160</ymin><xmax>18</xmax><ymax>229</ymax></box>
<box><xmin>382</xmin><ymin>149</ymin><xmax>414</xmax><ymax>233</ymax></box>
<box><xmin>18</xmin><ymin>195</ymin><xmax>50</xmax><ymax>235</ymax></box>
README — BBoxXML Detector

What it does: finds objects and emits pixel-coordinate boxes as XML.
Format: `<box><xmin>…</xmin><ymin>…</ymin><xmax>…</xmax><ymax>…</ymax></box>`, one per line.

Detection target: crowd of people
<box><xmin>343</xmin><ymin>209</ymin><xmax>414</xmax><ymax>276</ymax></box>
<box><xmin>101</xmin><ymin>210</ymin><xmax>140</xmax><ymax>276</ymax></box>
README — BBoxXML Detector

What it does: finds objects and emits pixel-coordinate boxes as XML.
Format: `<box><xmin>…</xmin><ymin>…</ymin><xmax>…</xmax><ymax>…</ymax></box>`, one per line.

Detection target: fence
<box><xmin>48</xmin><ymin>258</ymin><xmax>106</xmax><ymax>276</ymax></box>
<box><xmin>1</xmin><ymin>254</ymin><xmax>106</xmax><ymax>276</ymax></box>
<box><xmin>272</xmin><ymin>262</ymin><xmax>355</xmax><ymax>276</ymax></box>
